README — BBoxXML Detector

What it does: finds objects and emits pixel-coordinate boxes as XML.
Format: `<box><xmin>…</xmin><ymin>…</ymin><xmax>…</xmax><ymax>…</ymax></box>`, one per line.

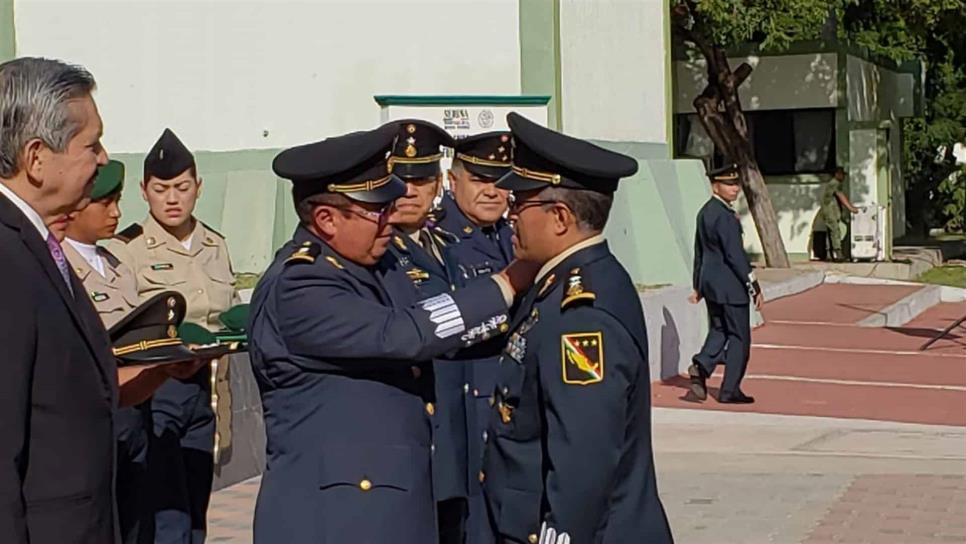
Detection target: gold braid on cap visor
<box><xmin>389</xmin><ymin>153</ymin><xmax>444</xmax><ymax>164</ymax></box>
<box><xmin>455</xmin><ymin>153</ymin><xmax>511</xmax><ymax>168</ymax></box>
<box><xmin>113</xmin><ymin>338</ymin><xmax>185</xmax><ymax>357</ymax></box>
<box><xmin>512</xmin><ymin>165</ymin><xmax>562</xmax><ymax>185</ymax></box>
<box><xmin>327</xmin><ymin>174</ymin><xmax>394</xmax><ymax>193</ymax></box>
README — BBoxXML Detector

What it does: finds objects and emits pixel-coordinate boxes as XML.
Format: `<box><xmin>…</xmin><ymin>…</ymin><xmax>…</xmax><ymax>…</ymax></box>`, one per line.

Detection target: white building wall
<box><xmin>559</xmin><ymin>0</ymin><xmax>669</xmax><ymax>144</ymax></box>
<box><xmin>847</xmin><ymin>55</ymin><xmax>915</xmax><ymax>122</ymax></box>
<box><xmin>674</xmin><ymin>53</ymin><xmax>838</xmax><ymax>113</ymax></box>
<box><xmin>14</xmin><ymin>0</ymin><xmax>522</xmax><ymax>154</ymax></box>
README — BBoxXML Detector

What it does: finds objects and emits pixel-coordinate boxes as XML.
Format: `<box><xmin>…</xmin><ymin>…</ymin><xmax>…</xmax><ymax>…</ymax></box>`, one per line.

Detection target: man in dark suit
<box><xmin>688</xmin><ymin>163</ymin><xmax>764</xmax><ymax>404</ymax></box>
<box><xmin>0</xmin><ymin>57</ymin><xmax>115</xmax><ymax>543</ymax></box>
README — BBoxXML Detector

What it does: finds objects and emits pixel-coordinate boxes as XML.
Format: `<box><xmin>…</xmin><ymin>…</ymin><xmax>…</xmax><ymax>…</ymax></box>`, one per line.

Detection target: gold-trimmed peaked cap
<box><xmin>107</xmin><ymin>291</ymin><xmax>196</xmax><ymax>365</ymax></box>
<box><xmin>389</xmin><ymin>119</ymin><xmax>454</xmax><ymax>179</ymax></box>
<box><xmin>454</xmin><ymin>131</ymin><xmax>512</xmax><ymax>180</ymax></box>
<box><xmin>497</xmin><ymin>112</ymin><xmax>638</xmax><ymax>194</ymax></box>
<box><xmin>273</xmin><ymin>123</ymin><xmax>406</xmax><ymax>204</ymax></box>
<box><xmin>707</xmin><ymin>163</ymin><xmax>740</xmax><ymax>185</ymax></box>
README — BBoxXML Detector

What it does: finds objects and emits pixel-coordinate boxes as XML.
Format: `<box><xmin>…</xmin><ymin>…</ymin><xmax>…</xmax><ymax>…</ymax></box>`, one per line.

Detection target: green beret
<box><xmin>177</xmin><ymin>321</ymin><xmax>216</xmax><ymax>346</ymax></box>
<box><xmin>218</xmin><ymin>304</ymin><xmax>250</xmax><ymax>332</ymax></box>
<box><xmin>91</xmin><ymin>160</ymin><xmax>125</xmax><ymax>200</ymax></box>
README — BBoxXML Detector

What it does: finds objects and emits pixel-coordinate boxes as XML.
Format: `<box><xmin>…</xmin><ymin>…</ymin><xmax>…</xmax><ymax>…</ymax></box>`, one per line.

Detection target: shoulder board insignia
<box><xmin>284</xmin><ymin>241</ymin><xmax>321</xmax><ymax>265</ymax></box>
<box><xmin>324</xmin><ymin>255</ymin><xmax>344</xmax><ymax>270</ymax></box>
<box><xmin>201</xmin><ymin>221</ymin><xmax>225</xmax><ymax>239</ymax></box>
<box><xmin>561</xmin><ymin>267</ymin><xmax>596</xmax><ymax>309</ymax></box>
<box><xmin>115</xmin><ymin>223</ymin><xmax>143</xmax><ymax>243</ymax></box>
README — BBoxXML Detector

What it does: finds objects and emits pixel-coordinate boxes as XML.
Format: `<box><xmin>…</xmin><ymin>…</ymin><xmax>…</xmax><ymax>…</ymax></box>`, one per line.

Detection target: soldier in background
<box><xmin>436</xmin><ymin>131</ymin><xmax>514</xmax><ymax>544</ymax></box>
<box><xmin>109</xmin><ymin>129</ymin><xmax>238</xmax><ymax>544</ymax></box>
<box><xmin>383</xmin><ymin>119</ymin><xmax>471</xmax><ymax>543</ymax></box>
<box><xmin>818</xmin><ymin>167</ymin><xmax>859</xmax><ymax>262</ymax></box>
<box><xmin>689</xmin><ymin>163</ymin><xmax>763</xmax><ymax>405</ymax></box>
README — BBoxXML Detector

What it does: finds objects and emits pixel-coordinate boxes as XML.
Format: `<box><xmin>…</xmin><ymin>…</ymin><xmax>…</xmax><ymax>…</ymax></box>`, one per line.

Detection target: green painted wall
<box><xmin>109</xmin><ymin>149</ymin><xmax>295</xmax><ymax>274</ymax></box>
<box><xmin>0</xmin><ymin>0</ymin><xmax>14</xmax><ymax>62</ymax></box>
<box><xmin>596</xmin><ymin>141</ymin><xmax>710</xmax><ymax>287</ymax></box>
<box><xmin>519</xmin><ymin>0</ymin><xmax>561</xmax><ymax>130</ymax></box>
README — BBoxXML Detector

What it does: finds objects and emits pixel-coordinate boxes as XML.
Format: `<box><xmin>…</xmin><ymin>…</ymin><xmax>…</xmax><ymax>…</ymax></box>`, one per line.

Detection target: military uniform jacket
<box><xmin>435</xmin><ymin>192</ymin><xmax>514</xmax><ymax>497</ymax></box>
<box><xmin>63</xmin><ymin>241</ymin><xmax>140</xmax><ymax>329</ymax></box>
<box><xmin>108</xmin><ymin>214</ymin><xmax>239</xmax><ymax>330</ymax></box>
<box><xmin>248</xmin><ymin>227</ymin><xmax>511</xmax><ymax>544</ymax></box>
<box><xmin>482</xmin><ymin>240</ymin><xmax>673</xmax><ymax>544</ymax></box>
<box><xmin>693</xmin><ymin>196</ymin><xmax>753</xmax><ymax>305</ymax></box>
<box><xmin>383</xmin><ymin>228</ymin><xmax>469</xmax><ymax>502</ymax></box>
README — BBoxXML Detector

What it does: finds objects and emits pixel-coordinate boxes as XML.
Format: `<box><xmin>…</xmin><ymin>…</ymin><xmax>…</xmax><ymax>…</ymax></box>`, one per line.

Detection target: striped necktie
<box><xmin>46</xmin><ymin>233</ymin><xmax>74</xmax><ymax>296</ymax></box>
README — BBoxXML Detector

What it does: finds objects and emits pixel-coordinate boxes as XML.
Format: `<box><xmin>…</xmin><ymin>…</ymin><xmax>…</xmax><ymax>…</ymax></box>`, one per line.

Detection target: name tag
<box><xmin>91</xmin><ymin>292</ymin><xmax>109</xmax><ymax>302</ymax></box>
<box><xmin>151</xmin><ymin>263</ymin><xmax>174</xmax><ymax>271</ymax></box>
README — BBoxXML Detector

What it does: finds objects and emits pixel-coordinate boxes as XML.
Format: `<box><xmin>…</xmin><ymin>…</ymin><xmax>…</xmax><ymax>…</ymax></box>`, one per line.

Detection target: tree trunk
<box><xmin>689</xmin><ymin>53</ymin><xmax>791</xmax><ymax>267</ymax></box>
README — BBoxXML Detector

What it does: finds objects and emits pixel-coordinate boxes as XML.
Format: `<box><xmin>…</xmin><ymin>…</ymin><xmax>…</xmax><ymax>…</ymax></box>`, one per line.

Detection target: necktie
<box><xmin>46</xmin><ymin>233</ymin><xmax>74</xmax><ymax>296</ymax></box>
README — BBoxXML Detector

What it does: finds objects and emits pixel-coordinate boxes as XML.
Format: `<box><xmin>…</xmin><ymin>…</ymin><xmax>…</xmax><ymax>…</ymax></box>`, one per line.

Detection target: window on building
<box><xmin>674</xmin><ymin>108</ymin><xmax>836</xmax><ymax>175</ymax></box>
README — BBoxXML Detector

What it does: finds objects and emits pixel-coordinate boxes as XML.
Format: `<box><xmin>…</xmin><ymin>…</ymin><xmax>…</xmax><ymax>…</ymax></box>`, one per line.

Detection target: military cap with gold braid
<box><xmin>390</xmin><ymin>119</ymin><xmax>454</xmax><ymax>179</ymax></box>
<box><xmin>273</xmin><ymin>123</ymin><xmax>406</xmax><ymax>204</ymax></box>
<box><xmin>90</xmin><ymin>159</ymin><xmax>125</xmax><ymax>200</ymax></box>
<box><xmin>707</xmin><ymin>163</ymin><xmax>741</xmax><ymax>185</ymax></box>
<box><xmin>497</xmin><ymin>112</ymin><xmax>638</xmax><ymax>194</ymax></box>
<box><xmin>454</xmin><ymin>131</ymin><xmax>512</xmax><ymax>180</ymax></box>
<box><xmin>108</xmin><ymin>291</ymin><xmax>196</xmax><ymax>365</ymax></box>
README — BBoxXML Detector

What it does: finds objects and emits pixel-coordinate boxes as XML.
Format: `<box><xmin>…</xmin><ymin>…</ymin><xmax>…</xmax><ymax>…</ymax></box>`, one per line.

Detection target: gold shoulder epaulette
<box><xmin>561</xmin><ymin>267</ymin><xmax>596</xmax><ymax>309</ymax></box>
<box><xmin>285</xmin><ymin>241</ymin><xmax>321</xmax><ymax>265</ymax></box>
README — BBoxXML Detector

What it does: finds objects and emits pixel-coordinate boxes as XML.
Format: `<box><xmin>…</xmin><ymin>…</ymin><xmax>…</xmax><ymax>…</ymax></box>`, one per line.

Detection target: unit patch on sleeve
<box><xmin>560</xmin><ymin>332</ymin><xmax>604</xmax><ymax>385</ymax></box>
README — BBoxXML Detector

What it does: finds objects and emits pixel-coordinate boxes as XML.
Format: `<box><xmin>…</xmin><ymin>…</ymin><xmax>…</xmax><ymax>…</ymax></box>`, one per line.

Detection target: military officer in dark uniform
<box><xmin>688</xmin><ymin>163</ymin><xmax>763</xmax><ymax>404</ymax></box>
<box><xmin>383</xmin><ymin>119</ymin><xmax>473</xmax><ymax>543</ymax></box>
<box><xmin>482</xmin><ymin>113</ymin><xmax>674</xmax><ymax>544</ymax></box>
<box><xmin>248</xmin><ymin>124</ymin><xmax>536</xmax><ymax>544</ymax></box>
<box><xmin>436</xmin><ymin>131</ymin><xmax>514</xmax><ymax>544</ymax></box>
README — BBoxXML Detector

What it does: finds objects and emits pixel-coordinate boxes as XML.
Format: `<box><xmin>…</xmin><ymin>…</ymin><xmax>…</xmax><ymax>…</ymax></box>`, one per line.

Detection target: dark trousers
<box><xmin>438</xmin><ymin>498</ymin><xmax>468</xmax><ymax>544</ymax></box>
<box><xmin>693</xmin><ymin>300</ymin><xmax>751</xmax><ymax>396</ymax></box>
<box><xmin>149</xmin><ymin>374</ymin><xmax>215</xmax><ymax>544</ymax></box>
<box><xmin>117</xmin><ymin>403</ymin><xmax>154</xmax><ymax>544</ymax></box>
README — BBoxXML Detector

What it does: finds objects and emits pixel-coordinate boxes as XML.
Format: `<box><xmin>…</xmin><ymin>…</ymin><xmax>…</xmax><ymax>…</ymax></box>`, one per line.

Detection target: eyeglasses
<box><xmin>335</xmin><ymin>204</ymin><xmax>392</xmax><ymax>224</ymax></box>
<box><xmin>507</xmin><ymin>197</ymin><xmax>559</xmax><ymax>215</ymax></box>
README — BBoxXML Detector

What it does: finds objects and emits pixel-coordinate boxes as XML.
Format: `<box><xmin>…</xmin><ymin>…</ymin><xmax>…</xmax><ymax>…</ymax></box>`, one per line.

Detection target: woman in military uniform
<box><xmin>109</xmin><ymin>130</ymin><xmax>239</xmax><ymax>544</ymax></box>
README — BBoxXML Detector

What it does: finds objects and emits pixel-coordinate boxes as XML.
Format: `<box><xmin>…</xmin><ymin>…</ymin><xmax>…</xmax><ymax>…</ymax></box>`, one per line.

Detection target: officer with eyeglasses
<box><xmin>247</xmin><ymin>123</ymin><xmax>538</xmax><ymax>544</ymax></box>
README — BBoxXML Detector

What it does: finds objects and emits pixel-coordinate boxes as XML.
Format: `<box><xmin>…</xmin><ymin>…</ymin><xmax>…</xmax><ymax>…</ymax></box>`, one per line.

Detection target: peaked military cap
<box><xmin>454</xmin><ymin>131</ymin><xmax>512</xmax><ymax>180</ymax></box>
<box><xmin>144</xmin><ymin>128</ymin><xmax>195</xmax><ymax>181</ymax></box>
<box><xmin>273</xmin><ymin>123</ymin><xmax>406</xmax><ymax>204</ymax></box>
<box><xmin>707</xmin><ymin>163</ymin><xmax>740</xmax><ymax>185</ymax></box>
<box><xmin>90</xmin><ymin>159</ymin><xmax>125</xmax><ymax>200</ymax></box>
<box><xmin>390</xmin><ymin>119</ymin><xmax>454</xmax><ymax>179</ymax></box>
<box><xmin>108</xmin><ymin>291</ymin><xmax>196</xmax><ymax>365</ymax></box>
<box><xmin>497</xmin><ymin>112</ymin><xmax>638</xmax><ymax>194</ymax></box>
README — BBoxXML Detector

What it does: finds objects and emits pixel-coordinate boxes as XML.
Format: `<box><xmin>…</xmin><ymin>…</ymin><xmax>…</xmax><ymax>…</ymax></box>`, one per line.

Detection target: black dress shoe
<box><xmin>718</xmin><ymin>390</ymin><xmax>755</xmax><ymax>404</ymax></box>
<box><xmin>688</xmin><ymin>363</ymin><xmax>707</xmax><ymax>401</ymax></box>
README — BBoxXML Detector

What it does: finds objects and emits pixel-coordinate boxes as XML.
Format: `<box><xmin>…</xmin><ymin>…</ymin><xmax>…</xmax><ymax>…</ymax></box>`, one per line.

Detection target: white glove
<box><xmin>539</xmin><ymin>522</ymin><xmax>571</xmax><ymax>544</ymax></box>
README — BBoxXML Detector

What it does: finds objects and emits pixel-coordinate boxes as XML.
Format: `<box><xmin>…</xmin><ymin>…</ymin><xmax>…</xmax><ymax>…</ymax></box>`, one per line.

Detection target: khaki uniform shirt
<box><xmin>63</xmin><ymin>240</ymin><xmax>140</xmax><ymax>329</ymax></box>
<box><xmin>108</xmin><ymin>214</ymin><xmax>239</xmax><ymax>331</ymax></box>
